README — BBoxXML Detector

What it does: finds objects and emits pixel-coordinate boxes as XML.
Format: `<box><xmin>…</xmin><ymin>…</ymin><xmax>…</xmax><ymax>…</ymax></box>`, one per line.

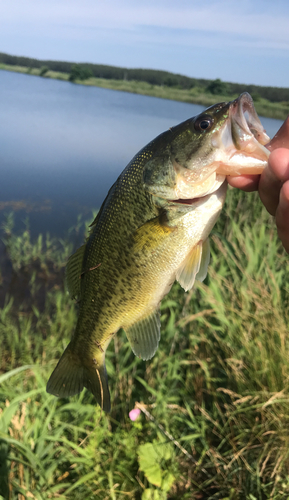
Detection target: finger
<box><xmin>275</xmin><ymin>180</ymin><xmax>289</xmax><ymax>254</ymax></box>
<box><xmin>267</xmin><ymin>148</ymin><xmax>289</xmax><ymax>181</ymax></box>
<box><xmin>258</xmin><ymin>151</ymin><xmax>285</xmax><ymax>216</ymax></box>
<box><xmin>227</xmin><ymin>174</ymin><xmax>260</xmax><ymax>192</ymax></box>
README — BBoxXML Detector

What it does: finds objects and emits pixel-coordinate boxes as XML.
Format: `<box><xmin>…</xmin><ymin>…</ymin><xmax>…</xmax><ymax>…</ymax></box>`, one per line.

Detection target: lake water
<box><xmin>0</xmin><ymin>70</ymin><xmax>284</xmax><ymax>237</ymax></box>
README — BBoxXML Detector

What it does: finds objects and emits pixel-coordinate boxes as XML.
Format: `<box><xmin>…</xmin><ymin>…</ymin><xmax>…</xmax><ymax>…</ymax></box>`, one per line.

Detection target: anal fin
<box><xmin>125</xmin><ymin>310</ymin><xmax>161</xmax><ymax>360</ymax></box>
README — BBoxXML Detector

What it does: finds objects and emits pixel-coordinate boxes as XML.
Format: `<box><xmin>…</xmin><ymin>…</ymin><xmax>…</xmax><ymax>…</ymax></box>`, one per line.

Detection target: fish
<box><xmin>47</xmin><ymin>92</ymin><xmax>274</xmax><ymax>412</ymax></box>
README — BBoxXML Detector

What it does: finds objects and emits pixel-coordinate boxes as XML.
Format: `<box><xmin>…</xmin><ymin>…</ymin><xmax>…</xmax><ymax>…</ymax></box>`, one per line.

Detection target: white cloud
<box><xmin>1</xmin><ymin>0</ymin><xmax>289</xmax><ymax>51</ymax></box>
<box><xmin>0</xmin><ymin>0</ymin><xmax>288</xmax><ymax>86</ymax></box>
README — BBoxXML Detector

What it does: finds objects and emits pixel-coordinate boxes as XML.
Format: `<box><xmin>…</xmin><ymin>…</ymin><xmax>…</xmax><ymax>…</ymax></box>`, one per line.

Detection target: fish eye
<box><xmin>194</xmin><ymin>115</ymin><xmax>214</xmax><ymax>132</ymax></box>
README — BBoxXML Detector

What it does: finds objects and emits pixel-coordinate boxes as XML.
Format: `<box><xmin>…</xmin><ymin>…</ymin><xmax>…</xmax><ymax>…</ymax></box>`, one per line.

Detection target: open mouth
<box><xmin>168</xmin><ymin>93</ymin><xmax>272</xmax><ymax>206</ymax></box>
<box><xmin>231</xmin><ymin>92</ymin><xmax>270</xmax><ymax>148</ymax></box>
<box><xmin>216</xmin><ymin>93</ymin><xmax>270</xmax><ymax>175</ymax></box>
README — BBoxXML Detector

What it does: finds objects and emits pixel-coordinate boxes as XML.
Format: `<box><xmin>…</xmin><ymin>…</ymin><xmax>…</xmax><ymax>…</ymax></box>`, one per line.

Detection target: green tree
<box><xmin>207</xmin><ymin>78</ymin><xmax>230</xmax><ymax>95</ymax></box>
<box><xmin>39</xmin><ymin>66</ymin><xmax>49</xmax><ymax>76</ymax></box>
<box><xmin>164</xmin><ymin>76</ymin><xmax>178</xmax><ymax>87</ymax></box>
<box><xmin>69</xmin><ymin>64</ymin><xmax>93</xmax><ymax>82</ymax></box>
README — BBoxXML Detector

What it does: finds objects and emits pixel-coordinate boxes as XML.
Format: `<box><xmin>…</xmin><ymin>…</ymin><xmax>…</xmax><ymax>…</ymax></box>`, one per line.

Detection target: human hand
<box><xmin>227</xmin><ymin>148</ymin><xmax>289</xmax><ymax>254</ymax></box>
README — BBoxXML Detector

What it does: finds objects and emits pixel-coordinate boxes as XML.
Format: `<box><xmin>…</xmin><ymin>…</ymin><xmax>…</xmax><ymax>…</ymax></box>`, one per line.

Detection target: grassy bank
<box><xmin>1</xmin><ymin>187</ymin><xmax>289</xmax><ymax>499</ymax></box>
<box><xmin>1</xmin><ymin>62</ymin><xmax>288</xmax><ymax>121</ymax></box>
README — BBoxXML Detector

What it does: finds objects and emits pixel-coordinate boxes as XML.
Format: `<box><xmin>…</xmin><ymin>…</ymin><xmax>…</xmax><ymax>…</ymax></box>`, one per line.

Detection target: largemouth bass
<box><xmin>47</xmin><ymin>93</ymin><xmax>272</xmax><ymax>412</ymax></box>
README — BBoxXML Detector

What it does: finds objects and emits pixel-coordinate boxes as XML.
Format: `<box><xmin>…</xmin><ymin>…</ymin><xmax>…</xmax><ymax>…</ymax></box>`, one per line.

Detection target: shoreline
<box><xmin>1</xmin><ymin>63</ymin><xmax>288</xmax><ymax>120</ymax></box>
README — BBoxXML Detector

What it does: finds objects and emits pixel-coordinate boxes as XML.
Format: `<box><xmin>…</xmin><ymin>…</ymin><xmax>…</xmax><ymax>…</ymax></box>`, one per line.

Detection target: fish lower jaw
<box><xmin>215</xmin><ymin>154</ymin><xmax>268</xmax><ymax>176</ymax></box>
<box><xmin>170</xmin><ymin>175</ymin><xmax>226</xmax><ymax>206</ymax></box>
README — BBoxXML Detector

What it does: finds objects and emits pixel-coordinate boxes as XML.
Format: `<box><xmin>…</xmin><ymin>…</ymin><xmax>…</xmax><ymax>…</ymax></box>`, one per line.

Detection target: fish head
<box><xmin>143</xmin><ymin>92</ymin><xmax>270</xmax><ymax>201</ymax></box>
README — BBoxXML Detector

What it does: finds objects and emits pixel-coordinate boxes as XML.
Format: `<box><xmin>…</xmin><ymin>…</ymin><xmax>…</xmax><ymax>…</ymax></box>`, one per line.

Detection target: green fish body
<box><xmin>47</xmin><ymin>93</ymin><xmax>270</xmax><ymax>411</ymax></box>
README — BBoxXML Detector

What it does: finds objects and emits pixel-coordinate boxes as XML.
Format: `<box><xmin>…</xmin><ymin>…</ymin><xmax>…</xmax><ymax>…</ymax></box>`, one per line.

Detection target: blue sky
<box><xmin>1</xmin><ymin>0</ymin><xmax>289</xmax><ymax>87</ymax></box>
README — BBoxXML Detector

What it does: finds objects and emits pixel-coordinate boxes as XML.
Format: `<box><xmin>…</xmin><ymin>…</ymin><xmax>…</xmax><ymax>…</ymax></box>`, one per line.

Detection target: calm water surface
<box><xmin>0</xmin><ymin>70</ymin><xmax>283</xmax><ymax>237</ymax></box>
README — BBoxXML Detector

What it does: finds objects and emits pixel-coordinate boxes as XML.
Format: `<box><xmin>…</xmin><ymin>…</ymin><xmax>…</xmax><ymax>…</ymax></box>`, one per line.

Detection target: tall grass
<box><xmin>0</xmin><ymin>188</ymin><xmax>289</xmax><ymax>499</ymax></box>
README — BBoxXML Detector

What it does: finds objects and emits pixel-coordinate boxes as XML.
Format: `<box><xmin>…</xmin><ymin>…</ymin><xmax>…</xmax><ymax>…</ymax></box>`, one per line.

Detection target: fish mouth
<box><xmin>166</xmin><ymin>93</ymin><xmax>271</xmax><ymax>206</ymax></box>
<box><xmin>216</xmin><ymin>92</ymin><xmax>270</xmax><ymax>175</ymax></box>
<box><xmin>171</xmin><ymin>93</ymin><xmax>270</xmax><ymax>205</ymax></box>
<box><xmin>169</xmin><ymin>179</ymin><xmax>227</xmax><ymax>207</ymax></box>
<box><xmin>231</xmin><ymin>92</ymin><xmax>269</xmax><ymax>148</ymax></box>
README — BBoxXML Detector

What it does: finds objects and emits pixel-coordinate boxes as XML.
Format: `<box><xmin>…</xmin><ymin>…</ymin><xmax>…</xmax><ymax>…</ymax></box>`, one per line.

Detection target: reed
<box><xmin>0</xmin><ymin>188</ymin><xmax>289</xmax><ymax>499</ymax></box>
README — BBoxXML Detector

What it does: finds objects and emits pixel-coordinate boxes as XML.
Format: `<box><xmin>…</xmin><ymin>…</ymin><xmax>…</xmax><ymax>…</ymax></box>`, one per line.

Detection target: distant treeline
<box><xmin>1</xmin><ymin>51</ymin><xmax>288</xmax><ymax>103</ymax></box>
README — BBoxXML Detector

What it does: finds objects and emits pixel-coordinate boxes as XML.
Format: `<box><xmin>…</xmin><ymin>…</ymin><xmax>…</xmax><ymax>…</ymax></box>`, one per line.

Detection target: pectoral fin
<box><xmin>125</xmin><ymin>310</ymin><xmax>161</xmax><ymax>360</ymax></box>
<box><xmin>176</xmin><ymin>239</ymin><xmax>210</xmax><ymax>292</ymax></box>
<box><xmin>196</xmin><ymin>238</ymin><xmax>210</xmax><ymax>282</ymax></box>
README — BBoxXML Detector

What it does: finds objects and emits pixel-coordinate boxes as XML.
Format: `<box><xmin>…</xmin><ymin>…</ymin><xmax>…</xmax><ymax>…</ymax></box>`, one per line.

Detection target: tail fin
<box><xmin>46</xmin><ymin>343</ymin><xmax>111</xmax><ymax>412</ymax></box>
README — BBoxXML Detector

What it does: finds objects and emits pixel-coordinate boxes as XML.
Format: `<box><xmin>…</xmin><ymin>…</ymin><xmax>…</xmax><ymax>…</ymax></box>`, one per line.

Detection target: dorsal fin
<box><xmin>65</xmin><ymin>244</ymin><xmax>86</xmax><ymax>299</ymax></box>
<box><xmin>89</xmin><ymin>211</ymin><xmax>100</xmax><ymax>229</ymax></box>
<box><xmin>125</xmin><ymin>310</ymin><xmax>161</xmax><ymax>360</ymax></box>
<box><xmin>89</xmin><ymin>181</ymin><xmax>117</xmax><ymax>229</ymax></box>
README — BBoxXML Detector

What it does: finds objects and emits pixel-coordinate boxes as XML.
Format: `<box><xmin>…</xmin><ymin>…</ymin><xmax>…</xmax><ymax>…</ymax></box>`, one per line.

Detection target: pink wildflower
<box><xmin>129</xmin><ymin>408</ymin><xmax>141</xmax><ymax>421</ymax></box>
